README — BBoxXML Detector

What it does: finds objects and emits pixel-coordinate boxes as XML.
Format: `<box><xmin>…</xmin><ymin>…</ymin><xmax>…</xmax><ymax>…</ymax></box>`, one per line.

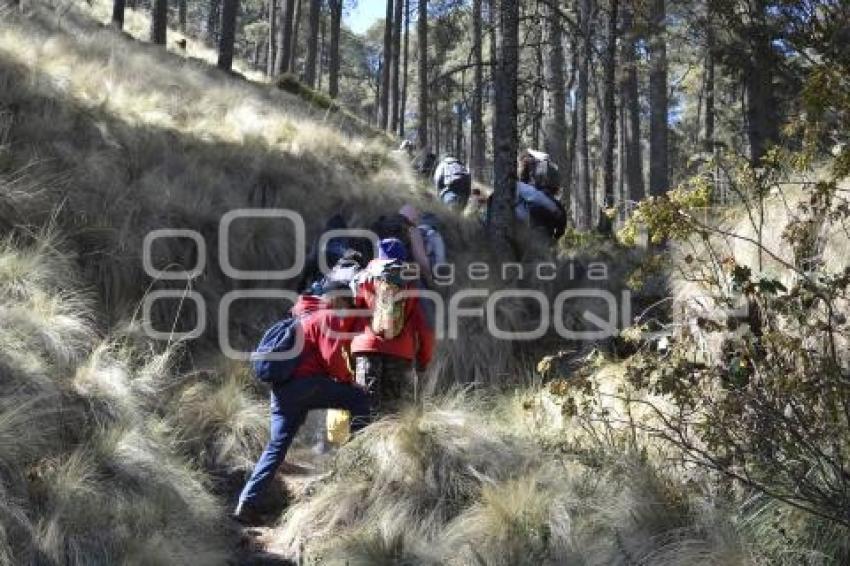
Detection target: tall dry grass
<box><xmin>271</xmin><ymin>393</ymin><xmax>770</xmax><ymax>565</ymax></box>
<box><xmin>0</xmin><ymin>230</ymin><xmax>234</xmax><ymax>564</ymax></box>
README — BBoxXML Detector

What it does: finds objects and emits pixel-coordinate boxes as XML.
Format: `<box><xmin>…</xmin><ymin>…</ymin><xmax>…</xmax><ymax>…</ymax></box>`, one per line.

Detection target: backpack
<box><xmin>438</xmin><ymin>158</ymin><xmax>471</xmax><ymax>197</ymax></box>
<box><xmin>368</xmin><ymin>260</ymin><xmax>408</xmax><ymax>339</ymax></box>
<box><xmin>251</xmin><ymin>315</ymin><xmax>305</xmax><ymax>386</ymax></box>
<box><xmin>526</xmin><ymin>150</ymin><xmax>560</xmax><ymax>191</ymax></box>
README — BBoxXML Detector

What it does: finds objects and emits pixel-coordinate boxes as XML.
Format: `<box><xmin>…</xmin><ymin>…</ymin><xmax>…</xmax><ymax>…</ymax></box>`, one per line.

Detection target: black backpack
<box><xmin>251</xmin><ymin>315</ymin><xmax>305</xmax><ymax>386</ymax></box>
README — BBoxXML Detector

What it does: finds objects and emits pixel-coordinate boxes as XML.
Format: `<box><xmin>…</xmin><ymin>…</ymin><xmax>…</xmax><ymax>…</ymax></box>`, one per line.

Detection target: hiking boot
<box><xmin>232</xmin><ymin>501</ymin><xmax>264</xmax><ymax>526</ymax></box>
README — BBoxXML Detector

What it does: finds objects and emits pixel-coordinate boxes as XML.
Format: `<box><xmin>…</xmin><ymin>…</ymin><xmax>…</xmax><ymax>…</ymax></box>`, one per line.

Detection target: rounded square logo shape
<box><xmin>142</xmin><ymin>290</ymin><xmax>207</xmax><ymax>340</ymax></box>
<box><xmin>219</xmin><ymin>289</ymin><xmax>301</xmax><ymax>361</ymax></box>
<box><xmin>142</xmin><ymin>229</ymin><xmax>206</xmax><ymax>280</ymax></box>
<box><xmin>219</xmin><ymin>209</ymin><xmax>305</xmax><ymax>280</ymax></box>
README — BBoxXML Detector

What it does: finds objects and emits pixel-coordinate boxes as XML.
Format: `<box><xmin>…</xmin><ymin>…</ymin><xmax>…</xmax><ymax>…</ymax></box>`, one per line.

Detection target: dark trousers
<box><xmin>238</xmin><ymin>376</ymin><xmax>372</xmax><ymax>507</ymax></box>
<box><xmin>354</xmin><ymin>353</ymin><xmax>414</xmax><ymax>416</ymax></box>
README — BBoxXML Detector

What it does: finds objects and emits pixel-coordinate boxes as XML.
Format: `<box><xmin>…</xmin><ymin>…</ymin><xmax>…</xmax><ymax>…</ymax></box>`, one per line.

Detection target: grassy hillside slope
<box><xmin>6</xmin><ymin>2</ymin><xmax>846</xmax><ymax>565</ymax></box>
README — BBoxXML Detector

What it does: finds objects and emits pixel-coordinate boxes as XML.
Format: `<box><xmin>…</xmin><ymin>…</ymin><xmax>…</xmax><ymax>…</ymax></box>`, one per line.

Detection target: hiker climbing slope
<box><xmin>234</xmin><ymin>276</ymin><xmax>371</xmax><ymax>525</ymax></box>
<box><xmin>433</xmin><ymin>156</ymin><xmax>472</xmax><ymax>211</ymax></box>
<box><xmin>516</xmin><ymin>150</ymin><xmax>567</xmax><ymax>242</ymax></box>
<box><xmin>351</xmin><ymin>238</ymin><xmax>435</xmax><ymax>415</ymax></box>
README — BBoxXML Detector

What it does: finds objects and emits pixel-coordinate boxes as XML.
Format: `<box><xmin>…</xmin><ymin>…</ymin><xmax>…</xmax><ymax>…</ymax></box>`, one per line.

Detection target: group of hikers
<box><xmin>407</xmin><ymin>143</ymin><xmax>568</xmax><ymax>243</ymax></box>
<box><xmin>233</xmin><ymin>147</ymin><xmax>568</xmax><ymax>525</ymax></box>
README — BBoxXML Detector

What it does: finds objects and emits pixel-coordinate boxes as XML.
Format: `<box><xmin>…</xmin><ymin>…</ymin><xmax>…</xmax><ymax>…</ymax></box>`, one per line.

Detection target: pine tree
<box><xmin>488</xmin><ymin>0</ymin><xmax>518</xmax><ymax>254</ymax></box>
<box><xmin>470</xmin><ymin>0</ymin><xmax>486</xmax><ymax>182</ymax></box>
<box><xmin>417</xmin><ymin>0</ymin><xmax>429</xmax><ymax>147</ymax></box>
<box><xmin>304</xmin><ymin>0</ymin><xmax>321</xmax><ymax>87</ymax></box>
<box><xmin>380</xmin><ymin>0</ymin><xmax>394</xmax><ymax>130</ymax></box>
<box><xmin>112</xmin><ymin>0</ymin><xmax>126</xmax><ymax>30</ymax></box>
<box><xmin>648</xmin><ymin>0</ymin><xmax>669</xmax><ymax>196</ymax></box>
<box><xmin>151</xmin><ymin>0</ymin><xmax>168</xmax><ymax>45</ymax></box>
<box><xmin>328</xmin><ymin>0</ymin><xmax>342</xmax><ymax>97</ymax></box>
<box><xmin>218</xmin><ymin>0</ymin><xmax>240</xmax><ymax>71</ymax></box>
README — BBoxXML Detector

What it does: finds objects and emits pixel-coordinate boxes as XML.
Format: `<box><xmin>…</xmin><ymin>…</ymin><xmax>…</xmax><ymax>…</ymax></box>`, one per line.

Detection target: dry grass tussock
<box><xmin>273</xmin><ymin>393</ymin><xmax>765</xmax><ymax>565</ymax></box>
<box><xmin>0</xmin><ymin>231</ymin><xmax>235</xmax><ymax>564</ymax></box>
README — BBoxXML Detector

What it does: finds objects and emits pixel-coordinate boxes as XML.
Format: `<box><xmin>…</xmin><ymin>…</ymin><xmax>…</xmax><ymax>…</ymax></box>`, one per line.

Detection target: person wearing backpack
<box><xmin>486</xmin><ymin>150</ymin><xmax>567</xmax><ymax>244</ymax></box>
<box><xmin>351</xmin><ymin>238</ymin><xmax>435</xmax><ymax>415</ymax></box>
<box><xmin>433</xmin><ymin>156</ymin><xmax>472</xmax><ymax>211</ymax></box>
<box><xmin>234</xmin><ymin>276</ymin><xmax>371</xmax><ymax>525</ymax></box>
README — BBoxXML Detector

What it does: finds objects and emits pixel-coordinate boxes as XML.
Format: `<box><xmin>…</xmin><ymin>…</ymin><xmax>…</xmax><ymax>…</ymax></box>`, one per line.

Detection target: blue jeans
<box><xmin>238</xmin><ymin>376</ymin><xmax>372</xmax><ymax>507</ymax></box>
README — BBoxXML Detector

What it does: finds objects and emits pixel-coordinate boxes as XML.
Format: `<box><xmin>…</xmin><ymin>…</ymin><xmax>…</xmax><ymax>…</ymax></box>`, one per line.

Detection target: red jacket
<box><xmin>351</xmin><ymin>261</ymin><xmax>435</xmax><ymax>369</ymax></box>
<box><xmin>291</xmin><ymin>295</ymin><xmax>359</xmax><ymax>383</ymax></box>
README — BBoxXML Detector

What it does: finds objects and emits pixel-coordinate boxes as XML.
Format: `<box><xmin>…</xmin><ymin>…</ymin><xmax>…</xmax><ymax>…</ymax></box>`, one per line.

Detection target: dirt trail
<box><xmin>234</xmin><ymin>444</ymin><xmax>336</xmax><ymax>565</ymax></box>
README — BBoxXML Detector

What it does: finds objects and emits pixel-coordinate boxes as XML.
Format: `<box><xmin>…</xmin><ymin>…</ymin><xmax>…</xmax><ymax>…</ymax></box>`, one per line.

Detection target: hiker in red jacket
<box><xmin>351</xmin><ymin>238</ymin><xmax>435</xmax><ymax>415</ymax></box>
<box><xmin>234</xmin><ymin>278</ymin><xmax>371</xmax><ymax>525</ymax></box>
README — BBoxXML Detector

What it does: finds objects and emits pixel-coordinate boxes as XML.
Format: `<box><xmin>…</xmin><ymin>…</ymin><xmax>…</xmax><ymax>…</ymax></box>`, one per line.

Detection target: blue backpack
<box><xmin>251</xmin><ymin>315</ymin><xmax>305</xmax><ymax>386</ymax></box>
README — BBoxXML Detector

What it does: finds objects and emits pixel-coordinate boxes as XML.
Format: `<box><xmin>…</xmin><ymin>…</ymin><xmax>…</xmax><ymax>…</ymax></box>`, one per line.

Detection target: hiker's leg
<box><xmin>355</xmin><ymin>354</ymin><xmax>384</xmax><ymax>417</ymax></box>
<box><xmin>298</xmin><ymin>376</ymin><xmax>374</xmax><ymax>433</ymax></box>
<box><xmin>382</xmin><ymin>355</ymin><xmax>415</xmax><ymax>406</ymax></box>
<box><xmin>238</xmin><ymin>384</ymin><xmax>307</xmax><ymax>507</ymax></box>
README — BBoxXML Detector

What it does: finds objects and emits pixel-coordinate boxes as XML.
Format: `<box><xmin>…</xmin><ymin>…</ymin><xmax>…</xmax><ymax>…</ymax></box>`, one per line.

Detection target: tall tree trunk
<box><xmin>292</xmin><ymin>0</ymin><xmax>303</xmax><ymax>75</ymax></box>
<box><xmin>304</xmin><ymin>0</ymin><xmax>321</xmax><ymax>87</ymax></box>
<box><xmin>648</xmin><ymin>0</ymin><xmax>669</xmax><ymax>196</ymax></box>
<box><xmin>206</xmin><ymin>0</ymin><xmax>221</xmax><ymax>43</ymax></box>
<box><xmin>417</xmin><ymin>0</ymin><xmax>429</xmax><ymax>147</ymax></box>
<box><xmin>600</xmin><ymin>0</ymin><xmax>619</xmax><ymax>226</ymax></box>
<box><xmin>470</xmin><ymin>0</ymin><xmax>486</xmax><ymax>182</ymax></box>
<box><xmin>400</xmin><ymin>0</ymin><xmax>410</xmax><ymax>137</ymax></box>
<box><xmin>318</xmin><ymin>14</ymin><xmax>326</xmax><ymax>90</ymax></box>
<box><xmin>621</xmin><ymin>2</ymin><xmax>644</xmax><ymax>207</ymax></box>
<box><xmin>267</xmin><ymin>0</ymin><xmax>277</xmax><ymax>76</ymax></box>
<box><xmin>744</xmin><ymin>0</ymin><xmax>777</xmax><ymax>164</ymax></box>
<box><xmin>455</xmin><ymin>103</ymin><xmax>464</xmax><ymax>158</ymax></box>
<box><xmin>574</xmin><ymin>0</ymin><xmax>592</xmax><ymax>231</ymax></box>
<box><xmin>380</xmin><ymin>0</ymin><xmax>394</xmax><ymax>130</ymax></box>
<box><xmin>488</xmin><ymin>0</ymin><xmax>518</xmax><ymax>254</ymax></box>
<box><xmin>618</xmin><ymin>94</ymin><xmax>626</xmax><ymax>220</ymax></box>
<box><xmin>276</xmin><ymin>0</ymin><xmax>294</xmax><ymax>73</ymax></box>
<box><xmin>375</xmin><ymin>69</ymin><xmax>382</xmax><ymax>124</ymax></box>
<box><xmin>151</xmin><ymin>0</ymin><xmax>168</xmax><ymax>45</ymax></box>
<box><xmin>328</xmin><ymin>0</ymin><xmax>342</xmax><ymax>97</ymax></box>
<box><xmin>390</xmin><ymin>0</ymin><xmax>404</xmax><ymax>132</ymax></box>
<box><xmin>542</xmin><ymin>0</ymin><xmax>568</xmax><ymax>200</ymax></box>
<box><xmin>178</xmin><ymin>0</ymin><xmax>187</xmax><ymax>32</ymax></box>
<box><xmin>565</xmin><ymin>39</ymin><xmax>578</xmax><ymax>193</ymax></box>
<box><xmin>434</xmin><ymin>98</ymin><xmax>441</xmax><ymax>156</ymax></box>
<box><xmin>704</xmin><ymin>21</ymin><xmax>715</xmax><ymax>154</ymax></box>
<box><xmin>112</xmin><ymin>0</ymin><xmax>126</xmax><ymax>30</ymax></box>
<box><xmin>218</xmin><ymin>0</ymin><xmax>239</xmax><ymax>70</ymax></box>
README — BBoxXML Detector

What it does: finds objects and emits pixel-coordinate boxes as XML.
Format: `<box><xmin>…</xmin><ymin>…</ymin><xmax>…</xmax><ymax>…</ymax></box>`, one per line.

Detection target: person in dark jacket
<box><xmin>433</xmin><ymin>156</ymin><xmax>472</xmax><ymax>211</ymax></box>
<box><xmin>233</xmin><ymin>280</ymin><xmax>371</xmax><ymax>525</ymax></box>
<box><xmin>516</xmin><ymin>150</ymin><xmax>567</xmax><ymax>242</ymax></box>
